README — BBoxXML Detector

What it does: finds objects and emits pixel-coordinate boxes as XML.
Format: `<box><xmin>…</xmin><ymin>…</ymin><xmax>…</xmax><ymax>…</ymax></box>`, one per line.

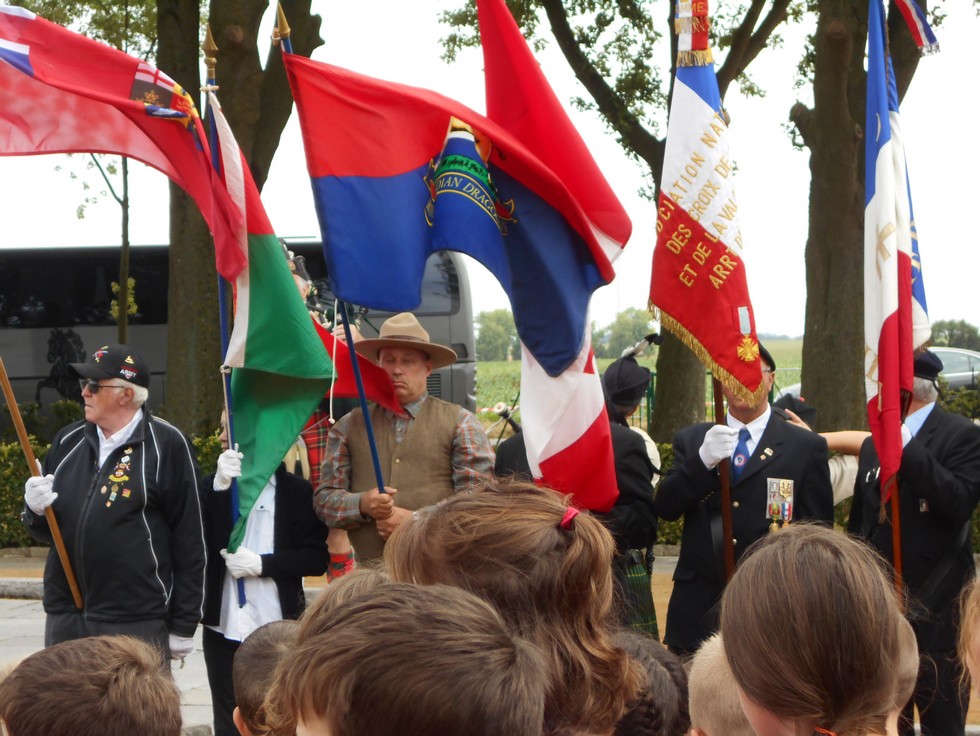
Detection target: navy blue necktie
<box><xmin>731</xmin><ymin>428</ymin><xmax>751</xmax><ymax>482</ymax></box>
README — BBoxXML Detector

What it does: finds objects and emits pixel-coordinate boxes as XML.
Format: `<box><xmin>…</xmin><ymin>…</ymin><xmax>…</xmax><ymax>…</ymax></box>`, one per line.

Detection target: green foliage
<box><xmin>940</xmin><ymin>386</ymin><xmax>980</xmax><ymax>422</ymax></box>
<box><xmin>111</xmin><ymin>277</ymin><xmax>138</xmax><ymax>320</ymax></box>
<box><xmin>0</xmin><ymin>440</ymin><xmax>46</xmax><ymax>548</ymax></box>
<box><xmin>20</xmin><ymin>1</ymin><xmax>157</xmax><ymax>56</ymax></box>
<box><xmin>931</xmin><ymin>319</ymin><xmax>980</xmax><ymax>351</ymax></box>
<box><xmin>193</xmin><ymin>428</ymin><xmax>223</xmax><ymax>478</ymax></box>
<box><xmin>1</xmin><ymin>402</ymin><xmax>43</xmax><ymax>444</ymax></box>
<box><xmin>476</xmin><ymin>309</ymin><xmax>518</xmax><ymax>361</ymax></box>
<box><xmin>594</xmin><ymin>307</ymin><xmax>655</xmax><ymax>359</ymax></box>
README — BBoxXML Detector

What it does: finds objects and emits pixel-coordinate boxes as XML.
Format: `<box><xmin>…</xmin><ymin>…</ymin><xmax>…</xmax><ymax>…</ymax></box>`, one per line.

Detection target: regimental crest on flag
<box><xmin>424</xmin><ymin>118</ymin><xmax>517</xmax><ymax>235</ymax></box>
<box><xmin>130</xmin><ymin>61</ymin><xmax>197</xmax><ymax>125</ymax></box>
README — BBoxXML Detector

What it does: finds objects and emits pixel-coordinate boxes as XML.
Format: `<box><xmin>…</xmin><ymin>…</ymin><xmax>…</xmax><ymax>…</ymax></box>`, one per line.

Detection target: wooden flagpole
<box><xmin>0</xmin><ymin>357</ymin><xmax>83</xmax><ymax>609</ymax></box>
<box><xmin>712</xmin><ymin>378</ymin><xmax>735</xmax><ymax>581</ymax></box>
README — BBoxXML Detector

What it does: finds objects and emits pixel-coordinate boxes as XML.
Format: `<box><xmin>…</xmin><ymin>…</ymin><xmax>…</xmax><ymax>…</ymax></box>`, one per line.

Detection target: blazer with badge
<box><xmin>654</xmin><ymin>412</ymin><xmax>833</xmax><ymax>653</ymax></box>
<box><xmin>848</xmin><ymin>406</ymin><xmax>980</xmax><ymax>650</ymax></box>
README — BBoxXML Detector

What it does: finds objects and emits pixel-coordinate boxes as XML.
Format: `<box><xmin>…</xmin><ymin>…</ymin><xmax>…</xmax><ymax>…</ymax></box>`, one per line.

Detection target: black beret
<box><xmin>759</xmin><ymin>343</ymin><xmax>775</xmax><ymax>372</ymax></box>
<box><xmin>602</xmin><ymin>356</ymin><xmax>651</xmax><ymax>408</ymax></box>
<box><xmin>772</xmin><ymin>394</ymin><xmax>816</xmax><ymax>428</ymax></box>
<box><xmin>913</xmin><ymin>350</ymin><xmax>943</xmax><ymax>381</ymax></box>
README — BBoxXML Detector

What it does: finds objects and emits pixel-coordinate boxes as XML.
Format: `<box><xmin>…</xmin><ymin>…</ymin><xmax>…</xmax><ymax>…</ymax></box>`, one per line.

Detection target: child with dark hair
<box><xmin>385</xmin><ymin>478</ymin><xmax>643</xmax><ymax>735</ymax></box>
<box><xmin>264</xmin><ymin>582</ymin><xmax>547</xmax><ymax>736</ymax></box>
<box><xmin>0</xmin><ymin>635</ymin><xmax>181</xmax><ymax>736</ymax></box>
<box><xmin>720</xmin><ymin>523</ymin><xmax>913</xmax><ymax>736</ymax></box>
<box><xmin>613</xmin><ymin>630</ymin><xmax>689</xmax><ymax>736</ymax></box>
<box><xmin>230</xmin><ymin>620</ymin><xmax>298</xmax><ymax>736</ymax></box>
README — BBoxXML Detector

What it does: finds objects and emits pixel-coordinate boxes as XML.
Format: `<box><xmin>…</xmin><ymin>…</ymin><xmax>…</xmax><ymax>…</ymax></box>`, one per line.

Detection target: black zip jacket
<box><xmin>22</xmin><ymin>410</ymin><xmax>206</xmax><ymax>637</ymax></box>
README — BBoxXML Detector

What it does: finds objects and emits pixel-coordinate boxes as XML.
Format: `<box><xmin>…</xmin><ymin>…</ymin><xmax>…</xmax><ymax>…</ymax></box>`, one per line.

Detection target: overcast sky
<box><xmin>1</xmin><ymin>1</ymin><xmax>976</xmax><ymax>336</ymax></box>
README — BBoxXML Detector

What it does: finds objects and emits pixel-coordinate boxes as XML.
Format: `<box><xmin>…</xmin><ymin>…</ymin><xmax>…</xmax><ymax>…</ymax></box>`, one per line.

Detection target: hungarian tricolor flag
<box><xmin>649</xmin><ymin>0</ymin><xmax>765</xmax><ymax>403</ymax></box>
<box><xmin>0</xmin><ymin>7</ymin><xmax>244</xmax><ymax>280</ymax></box>
<box><xmin>207</xmin><ymin>91</ymin><xmax>334</xmax><ymax>550</ymax></box>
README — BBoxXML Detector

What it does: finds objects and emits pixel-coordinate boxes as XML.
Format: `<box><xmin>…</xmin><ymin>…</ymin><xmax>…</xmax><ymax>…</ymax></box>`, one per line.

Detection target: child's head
<box><xmin>720</xmin><ymin>524</ymin><xmax>907</xmax><ymax>736</ymax></box>
<box><xmin>384</xmin><ymin>478</ymin><xmax>643</xmax><ymax>734</ymax></box>
<box><xmin>613</xmin><ymin>631</ymin><xmax>689</xmax><ymax>736</ymax></box>
<box><xmin>887</xmin><ymin>617</ymin><xmax>919</xmax><ymax>732</ymax></box>
<box><xmin>958</xmin><ymin>577</ymin><xmax>980</xmax><ymax>694</ymax></box>
<box><xmin>0</xmin><ymin>635</ymin><xmax>181</xmax><ymax>736</ymax></box>
<box><xmin>265</xmin><ymin>582</ymin><xmax>547</xmax><ymax>736</ymax></box>
<box><xmin>232</xmin><ymin>620</ymin><xmax>299</xmax><ymax>736</ymax></box>
<box><xmin>687</xmin><ymin>635</ymin><xmax>754</xmax><ymax>736</ymax></box>
<box><xmin>298</xmin><ymin>568</ymin><xmax>391</xmax><ymax>641</ymax></box>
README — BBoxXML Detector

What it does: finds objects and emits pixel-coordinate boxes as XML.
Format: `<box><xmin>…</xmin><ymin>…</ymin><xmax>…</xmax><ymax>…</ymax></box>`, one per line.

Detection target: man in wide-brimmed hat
<box><xmin>313</xmin><ymin>312</ymin><xmax>494</xmax><ymax>562</ymax></box>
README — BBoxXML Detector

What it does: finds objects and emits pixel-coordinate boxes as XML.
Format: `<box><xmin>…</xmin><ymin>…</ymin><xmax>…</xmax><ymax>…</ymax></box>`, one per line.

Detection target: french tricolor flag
<box><xmin>864</xmin><ymin>0</ymin><xmax>929</xmax><ymax>503</ymax></box>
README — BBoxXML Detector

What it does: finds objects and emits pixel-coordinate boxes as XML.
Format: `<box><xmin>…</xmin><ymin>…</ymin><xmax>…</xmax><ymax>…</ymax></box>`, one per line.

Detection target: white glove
<box><xmin>698</xmin><ymin>425</ymin><xmax>740</xmax><ymax>469</ymax></box>
<box><xmin>901</xmin><ymin>423</ymin><xmax>913</xmax><ymax>448</ymax></box>
<box><xmin>25</xmin><ymin>460</ymin><xmax>57</xmax><ymax>515</ymax></box>
<box><xmin>168</xmin><ymin>633</ymin><xmax>194</xmax><ymax>661</ymax></box>
<box><xmin>220</xmin><ymin>546</ymin><xmax>263</xmax><ymax>578</ymax></box>
<box><xmin>213</xmin><ymin>446</ymin><xmax>243</xmax><ymax>491</ymax></box>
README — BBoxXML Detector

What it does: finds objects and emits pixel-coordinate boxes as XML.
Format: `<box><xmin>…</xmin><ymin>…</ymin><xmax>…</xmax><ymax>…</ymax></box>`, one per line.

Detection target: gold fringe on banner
<box><xmin>650</xmin><ymin>304</ymin><xmax>770</xmax><ymax>406</ymax></box>
<box><xmin>676</xmin><ymin>48</ymin><xmax>714</xmax><ymax>68</ymax></box>
<box><xmin>674</xmin><ymin>15</ymin><xmax>710</xmax><ymax>35</ymax></box>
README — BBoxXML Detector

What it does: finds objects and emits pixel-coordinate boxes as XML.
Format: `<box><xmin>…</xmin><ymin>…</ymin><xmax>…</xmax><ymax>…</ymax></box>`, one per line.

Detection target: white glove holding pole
<box><xmin>220</xmin><ymin>546</ymin><xmax>262</xmax><ymax>578</ymax></box>
<box><xmin>168</xmin><ymin>633</ymin><xmax>194</xmax><ymax>661</ymax></box>
<box><xmin>213</xmin><ymin>445</ymin><xmax>243</xmax><ymax>491</ymax></box>
<box><xmin>25</xmin><ymin>459</ymin><xmax>57</xmax><ymax>515</ymax></box>
<box><xmin>699</xmin><ymin>425</ymin><xmax>740</xmax><ymax>469</ymax></box>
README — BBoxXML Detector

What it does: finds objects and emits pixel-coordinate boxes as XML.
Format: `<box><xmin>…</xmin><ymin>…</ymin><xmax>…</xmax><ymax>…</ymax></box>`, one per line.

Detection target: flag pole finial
<box><xmin>202</xmin><ymin>24</ymin><xmax>219</xmax><ymax>79</ymax></box>
<box><xmin>273</xmin><ymin>4</ymin><xmax>291</xmax><ymax>45</ymax></box>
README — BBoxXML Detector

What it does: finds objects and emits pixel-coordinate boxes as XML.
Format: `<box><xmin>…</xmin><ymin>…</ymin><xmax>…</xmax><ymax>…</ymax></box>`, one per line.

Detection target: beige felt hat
<box><xmin>354</xmin><ymin>312</ymin><xmax>458</xmax><ymax>370</ymax></box>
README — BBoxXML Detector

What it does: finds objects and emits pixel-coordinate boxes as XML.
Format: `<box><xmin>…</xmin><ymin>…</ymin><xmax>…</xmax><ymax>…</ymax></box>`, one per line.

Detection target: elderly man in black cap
<box><xmin>653</xmin><ymin>344</ymin><xmax>834</xmax><ymax>658</ymax></box>
<box><xmin>849</xmin><ymin>350</ymin><xmax>980</xmax><ymax>736</ymax></box>
<box><xmin>21</xmin><ymin>345</ymin><xmax>205</xmax><ymax>663</ymax></box>
<box><xmin>314</xmin><ymin>313</ymin><xmax>494</xmax><ymax>564</ymax></box>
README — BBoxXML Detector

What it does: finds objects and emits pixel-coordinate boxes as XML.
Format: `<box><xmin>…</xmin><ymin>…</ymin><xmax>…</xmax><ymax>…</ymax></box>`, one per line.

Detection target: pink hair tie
<box><xmin>560</xmin><ymin>506</ymin><xmax>580</xmax><ymax>530</ymax></box>
<box><xmin>814</xmin><ymin>728</ymin><xmax>837</xmax><ymax>736</ymax></box>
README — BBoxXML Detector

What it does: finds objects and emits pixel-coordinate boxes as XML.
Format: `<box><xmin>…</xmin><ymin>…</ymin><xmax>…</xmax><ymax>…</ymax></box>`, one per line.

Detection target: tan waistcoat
<box><xmin>348</xmin><ymin>397</ymin><xmax>459</xmax><ymax>561</ymax></box>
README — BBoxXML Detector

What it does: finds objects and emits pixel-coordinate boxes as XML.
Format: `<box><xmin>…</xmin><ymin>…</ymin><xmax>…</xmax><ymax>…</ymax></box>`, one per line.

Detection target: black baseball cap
<box><xmin>69</xmin><ymin>344</ymin><xmax>150</xmax><ymax>388</ymax></box>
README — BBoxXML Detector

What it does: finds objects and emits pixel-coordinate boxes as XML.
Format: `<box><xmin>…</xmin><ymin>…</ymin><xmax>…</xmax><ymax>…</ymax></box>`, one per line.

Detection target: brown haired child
<box><xmin>384</xmin><ymin>478</ymin><xmax>643</xmax><ymax>735</ymax></box>
<box><xmin>720</xmin><ymin>523</ymin><xmax>910</xmax><ymax>736</ymax></box>
<box><xmin>264</xmin><ymin>582</ymin><xmax>547</xmax><ymax>736</ymax></box>
<box><xmin>0</xmin><ymin>635</ymin><xmax>181</xmax><ymax>736</ymax></box>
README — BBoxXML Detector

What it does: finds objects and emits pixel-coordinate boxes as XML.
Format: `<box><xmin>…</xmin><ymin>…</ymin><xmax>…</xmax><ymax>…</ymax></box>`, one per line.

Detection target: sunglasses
<box><xmin>79</xmin><ymin>379</ymin><xmax>127</xmax><ymax>394</ymax></box>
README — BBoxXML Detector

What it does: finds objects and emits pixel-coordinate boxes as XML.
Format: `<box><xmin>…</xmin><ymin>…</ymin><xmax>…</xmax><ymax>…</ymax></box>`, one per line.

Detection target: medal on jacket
<box><xmin>766</xmin><ymin>478</ymin><xmax>794</xmax><ymax>531</ymax></box>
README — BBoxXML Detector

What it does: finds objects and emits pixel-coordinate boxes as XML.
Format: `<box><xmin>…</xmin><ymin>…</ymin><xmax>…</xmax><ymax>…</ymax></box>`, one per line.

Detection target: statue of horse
<box><xmin>35</xmin><ymin>328</ymin><xmax>85</xmax><ymax>405</ymax></box>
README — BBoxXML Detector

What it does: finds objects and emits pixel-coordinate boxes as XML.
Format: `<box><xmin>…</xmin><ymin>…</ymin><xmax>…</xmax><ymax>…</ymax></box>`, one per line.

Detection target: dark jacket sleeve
<box><xmin>794</xmin><ymin>429</ymin><xmax>834</xmax><ymax>523</ymax></box>
<box><xmin>901</xmin><ymin>416</ymin><xmax>980</xmax><ymax>526</ymax></box>
<box><xmin>163</xmin><ymin>428</ymin><xmax>207</xmax><ymax>637</ymax></box>
<box><xmin>653</xmin><ymin>424</ymin><xmax>719</xmax><ymax>521</ymax></box>
<box><xmin>261</xmin><ymin>469</ymin><xmax>330</xmax><ymax>579</ymax></box>
<box><xmin>600</xmin><ymin>425</ymin><xmax>657</xmax><ymax>552</ymax></box>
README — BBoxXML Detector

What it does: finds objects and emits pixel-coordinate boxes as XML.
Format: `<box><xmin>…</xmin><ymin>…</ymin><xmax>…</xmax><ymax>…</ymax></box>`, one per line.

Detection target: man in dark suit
<box><xmin>653</xmin><ymin>345</ymin><xmax>834</xmax><ymax>657</ymax></box>
<box><xmin>849</xmin><ymin>351</ymin><xmax>980</xmax><ymax>736</ymax></box>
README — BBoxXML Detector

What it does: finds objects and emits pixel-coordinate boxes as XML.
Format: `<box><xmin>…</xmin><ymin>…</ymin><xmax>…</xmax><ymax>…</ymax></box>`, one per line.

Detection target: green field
<box><xmin>475</xmin><ymin>338</ymin><xmax>805</xmax><ymax>416</ymax></box>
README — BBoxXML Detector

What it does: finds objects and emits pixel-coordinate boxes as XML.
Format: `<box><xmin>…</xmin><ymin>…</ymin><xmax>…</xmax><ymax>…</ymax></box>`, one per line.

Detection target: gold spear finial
<box><xmin>202</xmin><ymin>23</ymin><xmax>218</xmax><ymax>78</ymax></box>
<box><xmin>273</xmin><ymin>3</ymin><xmax>291</xmax><ymax>45</ymax></box>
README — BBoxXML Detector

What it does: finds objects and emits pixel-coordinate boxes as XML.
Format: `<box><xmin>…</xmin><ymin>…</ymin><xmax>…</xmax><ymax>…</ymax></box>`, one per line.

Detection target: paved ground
<box><xmin>2</xmin><ymin>548</ymin><xmax>978</xmax><ymax>735</ymax></box>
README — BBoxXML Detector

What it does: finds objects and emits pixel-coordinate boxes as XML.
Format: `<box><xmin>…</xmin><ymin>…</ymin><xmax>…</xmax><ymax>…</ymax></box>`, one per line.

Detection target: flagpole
<box><xmin>276</xmin><ymin>5</ymin><xmax>388</xmax><ymax>496</ymax></box>
<box><xmin>0</xmin><ymin>357</ymin><xmax>83</xmax><ymax>610</ymax></box>
<box><xmin>712</xmin><ymin>378</ymin><xmax>735</xmax><ymax>581</ymax></box>
<box><xmin>202</xmin><ymin>24</ymin><xmax>246</xmax><ymax>607</ymax></box>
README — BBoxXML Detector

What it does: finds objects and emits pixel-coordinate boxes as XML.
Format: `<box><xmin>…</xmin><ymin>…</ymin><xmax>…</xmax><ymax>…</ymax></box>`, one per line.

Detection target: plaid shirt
<box><xmin>300</xmin><ymin>408</ymin><xmax>332</xmax><ymax>489</ymax></box>
<box><xmin>313</xmin><ymin>393</ymin><xmax>494</xmax><ymax>527</ymax></box>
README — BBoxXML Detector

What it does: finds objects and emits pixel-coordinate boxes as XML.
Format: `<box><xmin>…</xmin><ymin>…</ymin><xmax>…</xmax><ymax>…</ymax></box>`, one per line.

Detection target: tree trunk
<box><xmin>650</xmin><ymin>332</ymin><xmax>707</xmax><ymax>441</ymax></box>
<box><xmin>795</xmin><ymin>0</ymin><xmax>922</xmax><ymax>432</ymax></box>
<box><xmin>158</xmin><ymin>0</ymin><xmax>222</xmax><ymax>435</ymax></box>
